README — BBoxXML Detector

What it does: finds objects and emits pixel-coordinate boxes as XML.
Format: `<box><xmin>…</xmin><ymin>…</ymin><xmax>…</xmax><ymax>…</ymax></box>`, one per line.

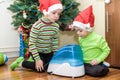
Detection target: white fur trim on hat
<box><xmin>48</xmin><ymin>4</ymin><xmax>63</xmax><ymax>13</ymax></box>
<box><xmin>73</xmin><ymin>21</ymin><xmax>94</xmax><ymax>32</ymax></box>
<box><xmin>43</xmin><ymin>10</ymin><xmax>48</xmax><ymax>15</ymax></box>
<box><xmin>43</xmin><ymin>4</ymin><xmax>63</xmax><ymax>15</ymax></box>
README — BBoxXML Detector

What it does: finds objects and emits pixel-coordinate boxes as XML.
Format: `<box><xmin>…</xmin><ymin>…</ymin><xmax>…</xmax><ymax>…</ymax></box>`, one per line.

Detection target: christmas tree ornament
<box><xmin>66</xmin><ymin>23</ymin><xmax>73</xmax><ymax>31</ymax></box>
<box><xmin>23</xmin><ymin>33</ymin><xmax>28</xmax><ymax>41</ymax></box>
<box><xmin>0</xmin><ymin>52</ymin><xmax>8</xmax><ymax>65</ymax></box>
<box><xmin>18</xmin><ymin>25</ymin><xmax>24</xmax><ymax>33</ymax></box>
<box><xmin>23</xmin><ymin>11</ymin><xmax>27</xmax><ymax>19</ymax></box>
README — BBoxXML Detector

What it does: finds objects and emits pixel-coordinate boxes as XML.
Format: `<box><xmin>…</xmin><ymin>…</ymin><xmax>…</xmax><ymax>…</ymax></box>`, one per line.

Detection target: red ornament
<box><xmin>66</xmin><ymin>24</ymin><xmax>73</xmax><ymax>31</ymax></box>
<box><xmin>18</xmin><ymin>26</ymin><xmax>24</xmax><ymax>32</ymax></box>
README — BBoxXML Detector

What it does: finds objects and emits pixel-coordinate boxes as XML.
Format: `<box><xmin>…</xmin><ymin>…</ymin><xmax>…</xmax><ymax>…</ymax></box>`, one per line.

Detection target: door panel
<box><xmin>105</xmin><ymin>0</ymin><xmax>120</xmax><ymax>67</ymax></box>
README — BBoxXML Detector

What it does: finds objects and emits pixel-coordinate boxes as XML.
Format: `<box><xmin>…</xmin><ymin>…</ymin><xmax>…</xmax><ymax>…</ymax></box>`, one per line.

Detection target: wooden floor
<box><xmin>0</xmin><ymin>58</ymin><xmax>120</xmax><ymax>80</ymax></box>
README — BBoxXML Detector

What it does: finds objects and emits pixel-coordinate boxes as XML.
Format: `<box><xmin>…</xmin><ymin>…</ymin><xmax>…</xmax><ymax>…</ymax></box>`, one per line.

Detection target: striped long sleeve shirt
<box><xmin>29</xmin><ymin>16</ymin><xmax>59</xmax><ymax>60</ymax></box>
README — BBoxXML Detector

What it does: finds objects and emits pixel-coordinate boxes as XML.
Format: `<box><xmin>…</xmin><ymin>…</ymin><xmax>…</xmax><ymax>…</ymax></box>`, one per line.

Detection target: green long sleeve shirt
<box><xmin>78</xmin><ymin>32</ymin><xmax>110</xmax><ymax>64</ymax></box>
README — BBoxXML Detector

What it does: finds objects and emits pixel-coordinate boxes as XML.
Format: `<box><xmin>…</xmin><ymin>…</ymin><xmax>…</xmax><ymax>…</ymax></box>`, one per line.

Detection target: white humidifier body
<box><xmin>47</xmin><ymin>44</ymin><xmax>85</xmax><ymax>77</ymax></box>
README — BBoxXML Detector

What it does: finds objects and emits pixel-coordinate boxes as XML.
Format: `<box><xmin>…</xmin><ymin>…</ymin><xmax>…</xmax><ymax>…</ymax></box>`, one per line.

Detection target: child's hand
<box><xmin>90</xmin><ymin>59</ymin><xmax>99</xmax><ymax>65</ymax></box>
<box><xmin>35</xmin><ymin>59</ymin><xmax>44</xmax><ymax>72</ymax></box>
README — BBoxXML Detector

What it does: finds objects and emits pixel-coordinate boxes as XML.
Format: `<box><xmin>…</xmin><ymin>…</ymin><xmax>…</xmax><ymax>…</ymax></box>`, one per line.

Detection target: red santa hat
<box><xmin>38</xmin><ymin>0</ymin><xmax>63</xmax><ymax>15</ymax></box>
<box><xmin>73</xmin><ymin>5</ymin><xmax>95</xmax><ymax>32</ymax></box>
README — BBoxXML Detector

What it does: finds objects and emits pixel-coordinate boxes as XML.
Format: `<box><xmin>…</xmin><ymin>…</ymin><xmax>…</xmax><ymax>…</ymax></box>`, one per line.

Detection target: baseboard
<box><xmin>5</xmin><ymin>51</ymin><xmax>19</xmax><ymax>58</ymax></box>
<box><xmin>0</xmin><ymin>46</ymin><xmax>19</xmax><ymax>58</ymax></box>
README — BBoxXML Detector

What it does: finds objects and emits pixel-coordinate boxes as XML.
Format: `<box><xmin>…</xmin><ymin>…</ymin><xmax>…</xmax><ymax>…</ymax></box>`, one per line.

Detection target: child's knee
<box><xmin>95</xmin><ymin>68</ymin><xmax>109</xmax><ymax>77</ymax></box>
<box><xmin>85</xmin><ymin>65</ymin><xmax>109</xmax><ymax>77</ymax></box>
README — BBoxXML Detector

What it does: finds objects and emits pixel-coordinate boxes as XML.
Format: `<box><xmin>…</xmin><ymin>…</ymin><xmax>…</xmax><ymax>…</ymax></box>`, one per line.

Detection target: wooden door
<box><xmin>105</xmin><ymin>0</ymin><xmax>120</xmax><ymax>67</ymax></box>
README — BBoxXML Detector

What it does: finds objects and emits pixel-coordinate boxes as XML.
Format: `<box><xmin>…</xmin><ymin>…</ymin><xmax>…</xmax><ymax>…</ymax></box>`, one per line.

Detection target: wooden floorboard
<box><xmin>0</xmin><ymin>57</ymin><xmax>120</xmax><ymax>80</ymax></box>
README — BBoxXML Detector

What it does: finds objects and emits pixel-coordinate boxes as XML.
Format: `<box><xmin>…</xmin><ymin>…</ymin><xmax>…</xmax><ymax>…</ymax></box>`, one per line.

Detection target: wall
<box><xmin>0</xmin><ymin>0</ymin><xmax>19</xmax><ymax>57</ymax></box>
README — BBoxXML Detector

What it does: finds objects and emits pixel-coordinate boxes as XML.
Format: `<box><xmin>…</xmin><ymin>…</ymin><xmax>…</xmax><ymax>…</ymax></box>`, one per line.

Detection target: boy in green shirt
<box><xmin>72</xmin><ymin>5</ymin><xmax>110</xmax><ymax>77</ymax></box>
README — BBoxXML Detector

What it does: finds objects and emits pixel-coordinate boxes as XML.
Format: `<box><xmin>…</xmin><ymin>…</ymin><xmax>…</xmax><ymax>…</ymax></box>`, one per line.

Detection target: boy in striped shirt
<box><xmin>10</xmin><ymin>0</ymin><xmax>63</xmax><ymax>72</ymax></box>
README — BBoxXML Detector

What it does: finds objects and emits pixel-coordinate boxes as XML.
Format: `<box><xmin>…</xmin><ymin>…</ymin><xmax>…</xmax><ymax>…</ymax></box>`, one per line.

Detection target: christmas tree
<box><xmin>7</xmin><ymin>0</ymin><xmax>80</xmax><ymax>31</ymax></box>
